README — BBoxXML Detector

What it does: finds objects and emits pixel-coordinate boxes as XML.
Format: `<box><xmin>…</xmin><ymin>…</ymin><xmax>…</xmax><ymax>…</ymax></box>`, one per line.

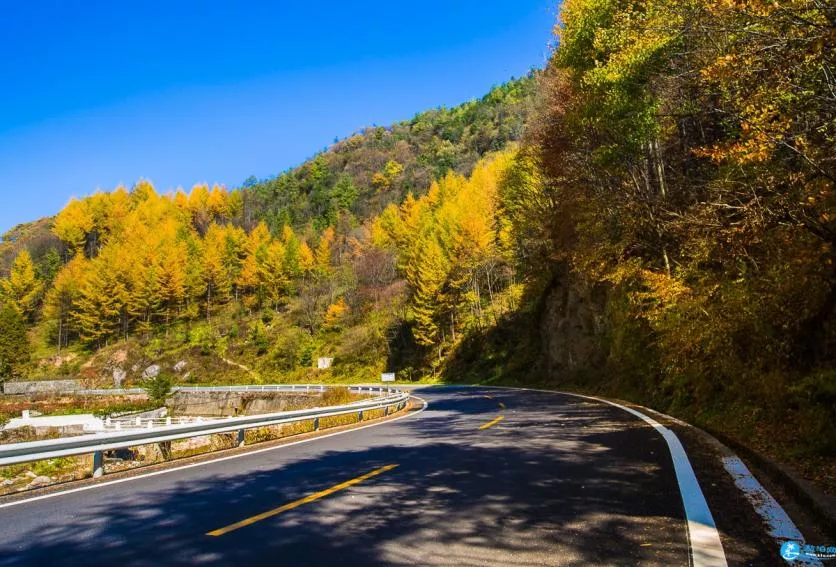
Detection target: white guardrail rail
<box><xmin>0</xmin><ymin>386</ymin><xmax>410</xmax><ymax>478</ymax></box>
<box><xmin>75</xmin><ymin>384</ymin><xmax>384</xmax><ymax>395</ymax></box>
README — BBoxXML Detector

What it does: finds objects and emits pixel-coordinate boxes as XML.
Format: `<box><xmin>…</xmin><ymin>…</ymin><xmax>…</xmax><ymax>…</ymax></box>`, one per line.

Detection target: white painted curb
<box><xmin>477</xmin><ymin>385</ymin><xmax>729</xmax><ymax>567</ymax></box>
<box><xmin>569</xmin><ymin>392</ymin><xmax>728</xmax><ymax>567</ymax></box>
<box><xmin>723</xmin><ymin>456</ymin><xmax>822</xmax><ymax>567</ymax></box>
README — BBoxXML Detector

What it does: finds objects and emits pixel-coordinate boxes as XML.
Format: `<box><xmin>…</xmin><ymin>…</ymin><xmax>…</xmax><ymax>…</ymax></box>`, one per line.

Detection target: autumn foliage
<box><xmin>0</xmin><ymin>0</ymin><xmax>832</xmax><ymax>485</ymax></box>
<box><xmin>509</xmin><ymin>0</ymin><xmax>836</xmax><ymax>459</ymax></box>
<box><xmin>33</xmin><ymin>185</ymin><xmax>310</xmax><ymax>349</ymax></box>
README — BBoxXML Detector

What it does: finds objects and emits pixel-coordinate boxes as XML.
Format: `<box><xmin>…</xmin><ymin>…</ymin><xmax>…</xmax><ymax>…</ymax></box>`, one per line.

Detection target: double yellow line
<box><xmin>207</xmin><ymin>464</ymin><xmax>399</xmax><ymax>537</ymax></box>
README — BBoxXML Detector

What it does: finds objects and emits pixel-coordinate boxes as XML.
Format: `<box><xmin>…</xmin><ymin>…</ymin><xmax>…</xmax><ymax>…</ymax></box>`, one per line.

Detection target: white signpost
<box><xmin>381</xmin><ymin>372</ymin><xmax>396</xmax><ymax>382</ymax></box>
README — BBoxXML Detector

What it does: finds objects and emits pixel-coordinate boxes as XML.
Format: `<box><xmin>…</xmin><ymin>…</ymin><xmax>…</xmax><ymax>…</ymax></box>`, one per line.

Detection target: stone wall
<box><xmin>2</xmin><ymin>380</ymin><xmax>82</xmax><ymax>395</ymax></box>
<box><xmin>169</xmin><ymin>391</ymin><xmax>320</xmax><ymax>417</ymax></box>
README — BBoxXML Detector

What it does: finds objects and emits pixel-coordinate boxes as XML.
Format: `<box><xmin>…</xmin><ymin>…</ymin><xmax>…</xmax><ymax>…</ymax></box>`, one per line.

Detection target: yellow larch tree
<box><xmin>237</xmin><ymin>222</ymin><xmax>272</xmax><ymax>310</ymax></box>
<box><xmin>1</xmin><ymin>251</ymin><xmax>44</xmax><ymax>321</ymax></box>
<box><xmin>52</xmin><ymin>198</ymin><xmax>94</xmax><ymax>258</ymax></box>
<box><xmin>202</xmin><ymin>223</ymin><xmax>233</xmax><ymax>321</ymax></box>
<box><xmin>315</xmin><ymin>227</ymin><xmax>335</xmax><ymax>273</ymax></box>
<box><xmin>43</xmin><ymin>255</ymin><xmax>86</xmax><ymax>352</ymax></box>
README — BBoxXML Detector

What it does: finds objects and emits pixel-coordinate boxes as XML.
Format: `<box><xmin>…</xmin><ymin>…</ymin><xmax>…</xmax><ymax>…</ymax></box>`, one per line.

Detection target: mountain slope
<box><xmin>0</xmin><ymin>75</ymin><xmax>538</xmax><ymax>391</ymax></box>
<box><xmin>242</xmin><ymin>74</ymin><xmax>536</xmax><ymax>232</ymax></box>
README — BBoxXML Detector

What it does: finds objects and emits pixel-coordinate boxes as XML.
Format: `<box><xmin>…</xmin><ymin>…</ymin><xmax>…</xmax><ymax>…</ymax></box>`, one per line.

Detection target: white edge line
<box><xmin>473</xmin><ymin>385</ymin><xmax>823</xmax><ymax>565</ymax></box>
<box><xmin>476</xmin><ymin>385</ymin><xmax>728</xmax><ymax>567</ymax></box>
<box><xmin>723</xmin><ymin>456</ymin><xmax>823</xmax><ymax>567</ymax></box>
<box><xmin>0</xmin><ymin>395</ymin><xmax>428</xmax><ymax>510</ymax></box>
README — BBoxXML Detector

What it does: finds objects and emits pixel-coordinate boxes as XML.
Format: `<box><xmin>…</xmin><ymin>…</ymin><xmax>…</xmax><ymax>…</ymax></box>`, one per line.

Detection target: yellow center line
<box><xmin>207</xmin><ymin>464</ymin><xmax>399</xmax><ymax>537</ymax></box>
<box><xmin>479</xmin><ymin>415</ymin><xmax>505</xmax><ymax>430</ymax></box>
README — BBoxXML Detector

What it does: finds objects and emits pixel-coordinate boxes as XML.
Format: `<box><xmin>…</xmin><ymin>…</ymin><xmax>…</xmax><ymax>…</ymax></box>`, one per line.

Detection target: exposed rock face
<box><xmin>540</xmin><ymin>276</ymin><xmax>608</xmax><ymax>379</ymax></box>
<box><xmin>112</xmin><ymin>368</ymin><xmax>126</xmax><ymax>387</ymax></box>
<box><xmin>173</xmin><ymin>361</ymin><xmax>187</xmax><ymax>373</ymax></box>
<box><xmin>142</xmin><ymin>364</ymin><xmax>161</xmax><ymax>379</ymax></box>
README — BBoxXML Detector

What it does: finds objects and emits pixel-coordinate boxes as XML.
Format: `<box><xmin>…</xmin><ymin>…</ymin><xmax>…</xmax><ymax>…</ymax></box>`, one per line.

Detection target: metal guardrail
<box><xmin>75</xmin><ymin>385</ymin><xmax>399</xmax><ymax>395</ymax></box>
<box><xmin>102</xmin><ymin>387</ymin><xmax>399</xmax><ymax>430</ymax></box>
<box><xmin>0</xmin><ymin>386</ymin><xmax>410</xmax><ymax>478</ymax></box>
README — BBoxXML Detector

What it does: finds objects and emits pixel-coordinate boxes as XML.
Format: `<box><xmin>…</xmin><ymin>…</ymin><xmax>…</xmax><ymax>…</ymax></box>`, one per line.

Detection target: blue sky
<box><xmin>0</xmin><ymin>0</ymin><xmax>556</xmax><ymax>234</ymax></box>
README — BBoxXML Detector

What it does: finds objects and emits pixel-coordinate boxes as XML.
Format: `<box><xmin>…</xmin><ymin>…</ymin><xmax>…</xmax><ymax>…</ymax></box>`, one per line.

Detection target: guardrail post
<box><xmin>313</xmin><ymin>417</ymin><xmax>320</xmax><ymax>431</ymax></box>
<box><xmin>92</xmin><ymin>451</ymin><xmax>104</xmax><ymax>478</ymax></box>
<box><xmin>357</xmin><ymin>410</ymin><xmax>363</xmax><ymax>422</ymax></box>
<box><xmin>237</xmin><ymin>429</ymin><xmax>246</xmax><ymax>447</ymax></box>
<box><xmin>384</xmin><ymin>405</ymin><xmax>390</xmax><ymax>417</ymax></box>
<box><xmin>158</xmin><ymin>441</ymin><xmax>172</xmax><ymax>460</ymax></box>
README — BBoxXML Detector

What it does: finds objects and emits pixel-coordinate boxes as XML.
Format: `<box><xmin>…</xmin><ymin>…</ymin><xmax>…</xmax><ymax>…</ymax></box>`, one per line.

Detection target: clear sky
<box><xmin>0</xmin><ymin>0</ymin><xmax>556</xmax><ymax>234</ymax></box>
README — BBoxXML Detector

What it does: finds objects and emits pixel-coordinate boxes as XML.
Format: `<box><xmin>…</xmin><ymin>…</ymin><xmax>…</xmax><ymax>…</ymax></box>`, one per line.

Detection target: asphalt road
<box><xmin>0</xmin><ymin>387</ymin><xmax>771</xmax><ymax>566</ymax></box>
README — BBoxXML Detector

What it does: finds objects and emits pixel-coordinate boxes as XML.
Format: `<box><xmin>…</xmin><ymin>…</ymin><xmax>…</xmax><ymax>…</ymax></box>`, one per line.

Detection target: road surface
<box><xmin>0</xmin><ymin>386</ymin><xmax>788</xmax><ymax>566</ymax></box>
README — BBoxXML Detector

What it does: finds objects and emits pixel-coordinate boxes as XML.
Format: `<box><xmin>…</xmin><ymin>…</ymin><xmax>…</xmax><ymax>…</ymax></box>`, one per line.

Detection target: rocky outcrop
<box><xmin>539</xmin><ymin>275</ymin><xmax>609</xmax><ymax>379</ymax></box>
<box><xmin>112</xmin><ymin>368</ymin><xmax>126</xmax><ymax>387</ymax></box>
<box><xmin>142</xmin><ymin>364</ymin><xmax>161</xmax><ymax>379</ymax></box>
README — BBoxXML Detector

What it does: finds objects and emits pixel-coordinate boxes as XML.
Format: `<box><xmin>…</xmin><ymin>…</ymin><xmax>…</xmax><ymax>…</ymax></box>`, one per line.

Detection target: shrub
<box><xmin>144</xmin><ymin>373</ymin><xmax>173</xmax><ymax>406</ymax></box>
<box><xmin>249</xmin><ymin>320</ymin><xmax>269</xmax><ymax>355</ymax></box>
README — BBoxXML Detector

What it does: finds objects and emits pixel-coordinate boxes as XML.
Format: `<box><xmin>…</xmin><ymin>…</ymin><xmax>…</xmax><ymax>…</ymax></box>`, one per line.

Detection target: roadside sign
<box><xmin>381</xmin><ymin>372</ymin><xmax>395</xmax><ymax>382</ymax></box>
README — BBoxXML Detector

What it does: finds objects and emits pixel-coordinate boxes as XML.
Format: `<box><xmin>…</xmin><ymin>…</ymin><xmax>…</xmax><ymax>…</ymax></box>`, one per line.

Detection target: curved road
<box><xmin>0</xmin><ymin>387</ymin><xmax>784</xmax><ymax>566</ymax></box>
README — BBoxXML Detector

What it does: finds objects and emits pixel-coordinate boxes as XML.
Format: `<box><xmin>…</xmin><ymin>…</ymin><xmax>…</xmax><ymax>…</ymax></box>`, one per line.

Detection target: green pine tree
<box><xmin>0</xmin><ymin>303</ymin><xmax>29</xmax><ymax>387</ymax></box>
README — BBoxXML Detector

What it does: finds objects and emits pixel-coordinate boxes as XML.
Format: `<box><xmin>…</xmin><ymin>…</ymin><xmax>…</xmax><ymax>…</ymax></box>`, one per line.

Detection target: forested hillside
<box><xmin>498</xmin><ymin>0</ymin><xmax>834</xmax><ymax>487</ymax></box>
<box><xmin>0</xmin><ymin>0</ymin><xmax>834</xmax><ymax>493</ymax></box>
<box><xmin>0</xmin><ymin>75</ymin><xmax>536</xmax><ymax>391</ymax></box>
<box><xmin>241</xmin><ymin>76</ymin><xmax>536</xmax><ymax>233</ymax></box>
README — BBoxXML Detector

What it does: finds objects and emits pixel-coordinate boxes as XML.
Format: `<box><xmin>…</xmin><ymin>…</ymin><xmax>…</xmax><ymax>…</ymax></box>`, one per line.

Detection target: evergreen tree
<box><xmin>0</xmin><ymin>303</ymin><xmax>29</xmax><ymax>386</ymax></box>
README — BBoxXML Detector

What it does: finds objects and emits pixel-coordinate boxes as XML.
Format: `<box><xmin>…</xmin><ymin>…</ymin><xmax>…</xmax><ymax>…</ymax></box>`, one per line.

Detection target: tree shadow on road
<box><xmin>0</xmin><ymin>387</ymin><xmax>772</xmax><ymax>566</ymax></box>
